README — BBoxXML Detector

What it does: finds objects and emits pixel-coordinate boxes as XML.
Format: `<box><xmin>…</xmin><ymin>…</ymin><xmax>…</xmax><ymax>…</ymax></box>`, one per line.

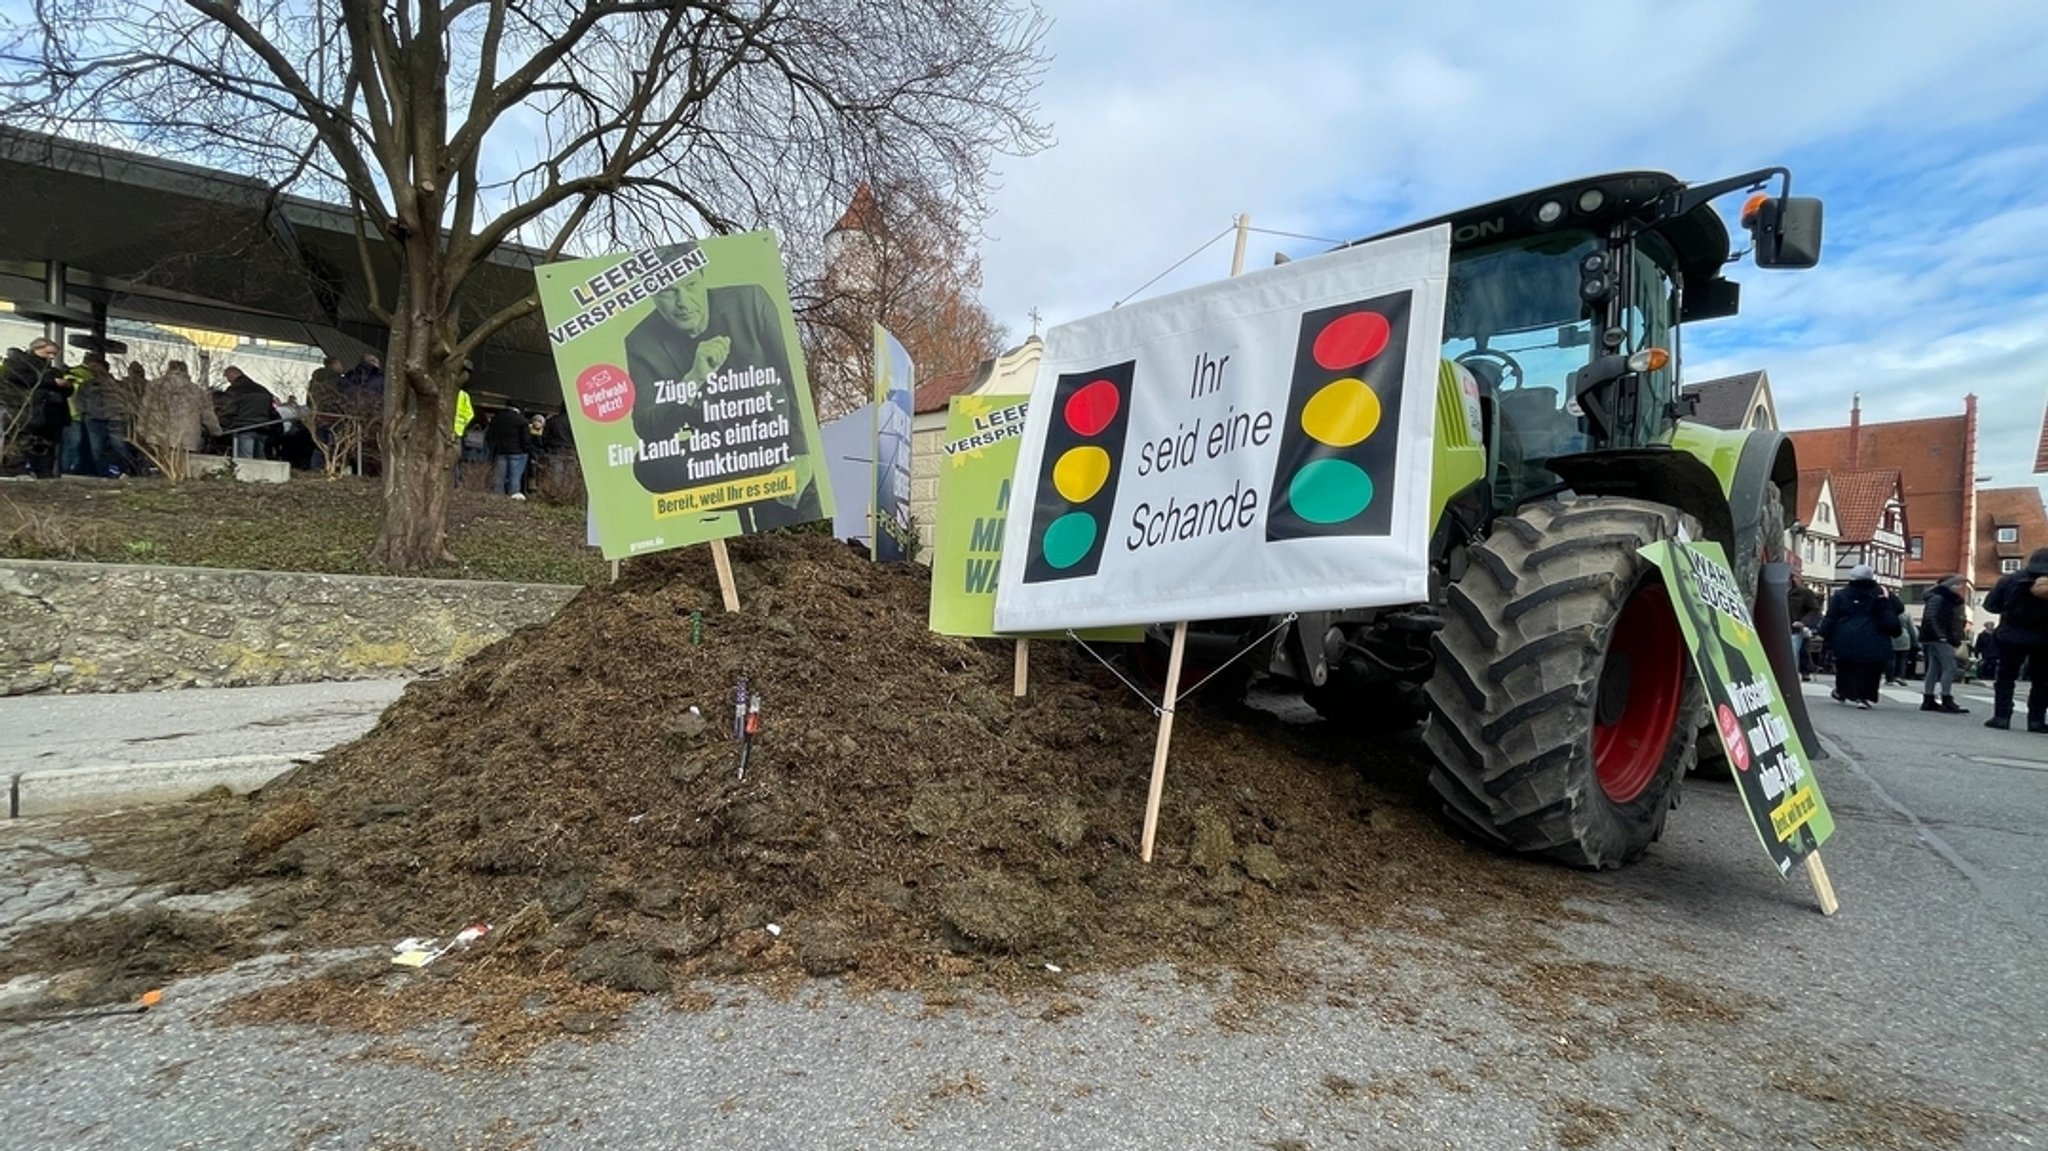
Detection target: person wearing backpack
<box><xmin>1917</xmin><ymin>574</ymin><xmax>1971</xmax><ymax>714</ymax></box>
<box><xmin>1982</xmin><ymin>549</ymin><xmax>2048</xmax><ymax>731</ymax></box>
<box><xmin>1819</xmin><ymin>564</ymin><xmax>1903</xmax><ymax>709</ymax></box>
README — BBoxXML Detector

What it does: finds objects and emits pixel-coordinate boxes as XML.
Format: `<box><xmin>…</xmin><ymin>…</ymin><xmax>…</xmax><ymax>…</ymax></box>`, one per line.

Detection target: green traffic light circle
<box><xmin>1288</xmin><ymin>458</ymin><xmax>1373</xmax><ymax>524</ymax></box>
<box><xmin>1041</xmin><ymin>511</ymin><xmax>1099</xmax><ymax>570</ymax></box>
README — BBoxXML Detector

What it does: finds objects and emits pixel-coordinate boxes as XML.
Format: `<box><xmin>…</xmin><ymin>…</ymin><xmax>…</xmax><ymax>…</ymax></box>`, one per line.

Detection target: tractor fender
<box><xmin>1544</xmin><ymin>428</ymin><xmax>1796</xmax><ymax>596</ymax></box>
<box><xmin>1541</xmin><ymin>446</ymin><xmax>1734</xmax><ymax>557</ymax></box>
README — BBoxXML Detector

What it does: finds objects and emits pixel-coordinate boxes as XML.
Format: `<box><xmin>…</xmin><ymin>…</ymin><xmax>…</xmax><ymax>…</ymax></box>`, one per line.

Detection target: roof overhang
<box><xmin>0</xmin><ymin>125</ymin><xmax>562</xmax><ymax>407</ymax></box>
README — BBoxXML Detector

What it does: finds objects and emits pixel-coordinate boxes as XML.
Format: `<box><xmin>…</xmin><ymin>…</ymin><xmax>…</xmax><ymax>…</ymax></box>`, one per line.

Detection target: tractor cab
<box><xmin>1347</xmin><ymin>169</ymin><xmax>1823</xmax><ymax>509</ymax></box>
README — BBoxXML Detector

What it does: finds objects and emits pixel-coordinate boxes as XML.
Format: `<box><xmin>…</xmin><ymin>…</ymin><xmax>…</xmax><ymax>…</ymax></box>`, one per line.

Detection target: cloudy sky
<box><xmin>974</xmin><ymin>0</ymin><xmax>2048</xmax><ymax>490</ymax></box>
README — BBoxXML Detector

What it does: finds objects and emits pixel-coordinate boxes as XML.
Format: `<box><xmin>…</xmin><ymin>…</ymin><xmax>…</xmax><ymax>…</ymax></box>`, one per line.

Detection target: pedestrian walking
<box><xmin>1975</xmin><ymin>622</ymin><xmax>2001</xmax><ymax>684</ymax></box>
<box><xmin>1918</xmin><ymin>574</ymin><xmax>1970</xmax><ymax>714</ymax></box>
<box><xmin>1886</xmin><ymin>600</ymin><xmax>1915</xmax><ymax>686</ymax></box>
<box><xmin>1982</xmin><ymin>549</ymin><xmax>2048</xmax><ymax>732</ymax></box>
<box><xmin>1788</xmin><ymin>573</ymin><xmax>1821</xmax><ymax>682</ymax></box>
<box><xmin>1819</xmin><ymin>564</ymin><xmax>1902</xmax><ymax>709</ymax></box>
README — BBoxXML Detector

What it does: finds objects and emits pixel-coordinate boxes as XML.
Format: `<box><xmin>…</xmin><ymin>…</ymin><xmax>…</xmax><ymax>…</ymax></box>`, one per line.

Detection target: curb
<box><xmin>8</xmin><ymin>754</ymin><xmax>312</xmax><ymax>819</ymax></box>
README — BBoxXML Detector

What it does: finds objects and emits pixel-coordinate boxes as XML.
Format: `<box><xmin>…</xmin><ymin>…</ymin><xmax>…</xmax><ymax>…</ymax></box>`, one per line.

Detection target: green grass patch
<box><xmin>0</xmin><ymin>475</ymin><xmax>605</xmax><ymax>585</ymax></box>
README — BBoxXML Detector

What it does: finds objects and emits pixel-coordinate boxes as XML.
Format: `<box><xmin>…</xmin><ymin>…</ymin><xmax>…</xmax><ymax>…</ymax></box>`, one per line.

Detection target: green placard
<box><xmin>1644</xmin><ymin>538</ymin><xmax>1835</xmax><ymax>874</ymax></box>
<box><xmin>535</xmin><ymin>232</ymin><xmax>834</xmax><ymax>560</ymax></box>
<box><xmin>930</xmin><ymin>395</ymin><xmax>1136</xmax><ymax>640</ymax></box>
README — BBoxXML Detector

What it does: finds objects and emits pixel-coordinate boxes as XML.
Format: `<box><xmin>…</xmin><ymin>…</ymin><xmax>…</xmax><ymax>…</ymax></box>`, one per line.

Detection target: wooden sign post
<box><xmin>1137</xmin><ymin>214</ymin><xmax>1250</xmax><ymax>864</ymax></box>
<box><xmin>1803</xmin><ymin>851</ymin><xmax>1839</xmax><ymax>916</ymax></box>
<box><xmin>1138</xmin><ymin>621</ymin><xmax>1189</xmax><ymax>862</ymax></box>
<box><xmin>1013</xmin><ymin>639</ymin><xmax>1030</xmax><ymax>698</ymax></box>
<box><xmin>709</xmin><ymin>538</ymin><xmax>741</xmax><ymax>612</ymax></box>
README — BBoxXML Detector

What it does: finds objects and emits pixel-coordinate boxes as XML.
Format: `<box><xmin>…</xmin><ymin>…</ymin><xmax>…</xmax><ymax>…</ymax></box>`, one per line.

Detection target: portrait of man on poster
<box><xmin>624</xmin><ymin>248</ymin><xmax>823</xmax><ymax>529</ymax></box>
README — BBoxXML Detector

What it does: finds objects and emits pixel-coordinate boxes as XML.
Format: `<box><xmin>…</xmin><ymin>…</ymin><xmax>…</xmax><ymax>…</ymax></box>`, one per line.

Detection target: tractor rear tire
<box><xmin>1423</xmin><ymin>496</ymin><xmax>1702</xmax><ymax>868</ymax></box>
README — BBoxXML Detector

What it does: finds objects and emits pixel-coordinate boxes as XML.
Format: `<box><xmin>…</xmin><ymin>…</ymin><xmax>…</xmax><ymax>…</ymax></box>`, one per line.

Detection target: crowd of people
<box><xmin>3</xmin><ymin>338</ymin><xmax>572</xmax><ymax>495</ymax></box>
<box><xmin>1792</xmin><ymin>554</ymin><xmax>2048</xmax><ymax>731</ymax></box>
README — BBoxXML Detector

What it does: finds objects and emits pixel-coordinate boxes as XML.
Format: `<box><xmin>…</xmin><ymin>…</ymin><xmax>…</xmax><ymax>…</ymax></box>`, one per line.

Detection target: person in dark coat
<box><xmin>221</xmin><ymin>366</ymin><xmax>278</xmax><ymax>459</ymax></box>
<box><xmin>1918</xmin><ymin>574</ymin><xmax>1971</xmax><ymax>714</ymax></box>
<box><xmin>2</xmin><ymin>337</ymin><xmax>60</xmax><ymax>453</ymax></box>
<box><xmin>4</xmin><ymin>337</ymin><xmax>66</xmax><ymax>477</ymax></box>
<box><xmin>1973</xmin><ymin>621</ymin><xmax>2000</xmax><ymax>682</ymax></box>
<box><xmin>1788</xmin><ymin>574</ymin><xmax>1822</xmax><ymax>681</ymax></box>
<box><xmin>484</xmin><ymin>405</ymin><xmax>536</xmax><ymax>499</ymax></box>
<box><xmin>1981</xmin><ymin>548</ymin><xmax>2048</xmax><ymax>731</ymax></box>
<box><xmin>18</xmin><ymin>350</ymin><xmax>73</xmax><ymax>478</ymax></box>
<box><xmin>1818</xmin><ymin>563</ymin><xmax>1903</xmax><ymax>708</ymax></box>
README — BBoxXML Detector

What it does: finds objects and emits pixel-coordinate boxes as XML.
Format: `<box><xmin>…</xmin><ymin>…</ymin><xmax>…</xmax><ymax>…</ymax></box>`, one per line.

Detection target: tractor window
<box><xmin>1441</xmin><ymin>232</ymin><xmax>1600</xmax><ymax>507</ymax></box>
<box><xmin>1622</xmin><ymin>239</ymin><xmax>1679</xmax><ymax>443</ymax></box>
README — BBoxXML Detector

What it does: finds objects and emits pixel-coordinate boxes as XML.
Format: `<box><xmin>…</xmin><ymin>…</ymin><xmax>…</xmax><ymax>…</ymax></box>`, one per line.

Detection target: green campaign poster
<box><xmin>535</xmin><ymin>231</ymin><xmax>834</xmax><ymax>560</ymax></box>
<box><xmin>1644</xmin><ymin>538</ymin><xmax>1835</xmax><ymax>874</ymax></box>
<box><xmin>929</xmin><ymin>395</ymin><xmax>1136</xmax><ymax>640</ymax></box>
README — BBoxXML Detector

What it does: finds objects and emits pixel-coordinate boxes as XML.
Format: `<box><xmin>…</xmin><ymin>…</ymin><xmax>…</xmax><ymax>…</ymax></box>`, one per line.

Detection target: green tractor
<box><xmin>1175</xmin><ymin>168</ymin><xmax>1826</xmax><ymax>868</ymax></box>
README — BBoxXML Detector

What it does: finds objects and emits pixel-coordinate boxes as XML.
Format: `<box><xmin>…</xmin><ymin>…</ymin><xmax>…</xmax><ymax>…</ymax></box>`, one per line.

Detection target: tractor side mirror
<box><xmin>1749</xmin><ymin>196</ymin><xmax>1824</xmax><ymax>268</ymax></box>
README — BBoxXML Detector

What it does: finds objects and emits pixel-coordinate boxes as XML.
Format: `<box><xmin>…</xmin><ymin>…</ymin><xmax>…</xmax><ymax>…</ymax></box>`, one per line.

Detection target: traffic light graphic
<box><xmin>1022</xmin><ymin>360</ymin><xmax>1135</xmax><ymax>583</ymax></box>
<box><xmin>1265</xmin><ymin>290</ymin><xmax>1412</xmax><ymax>541</ymax></box>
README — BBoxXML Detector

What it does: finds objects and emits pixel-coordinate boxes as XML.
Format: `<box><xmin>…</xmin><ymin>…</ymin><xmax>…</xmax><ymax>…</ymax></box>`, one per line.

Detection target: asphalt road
<box><xmin>0</xmin><ymin>676</ymin><xmax>2041</xmax><ymax>1150</ymax></box>
<box><xmin>0</xmin><ymin>679</ymin><xmax>407</xmax><ymax>775</ymax></box>
<box><xmin>0</xmin><ymin>680</ymin><xmax>408</xmax><ymax>813</ymax></box>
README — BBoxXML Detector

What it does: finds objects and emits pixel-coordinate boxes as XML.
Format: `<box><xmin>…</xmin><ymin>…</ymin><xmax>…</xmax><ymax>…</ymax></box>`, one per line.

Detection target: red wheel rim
<box><xmin>1593</xmin><ymin>581</ymin><xmax>1686</xmax><ymax>803</ymax></box>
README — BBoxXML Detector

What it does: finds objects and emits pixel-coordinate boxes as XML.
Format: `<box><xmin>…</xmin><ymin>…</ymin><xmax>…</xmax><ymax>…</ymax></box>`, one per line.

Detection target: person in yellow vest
<box><xmin>452</xmin><ymin>360</ymin><xmax>476</xmax><ymax>441</ymax></box>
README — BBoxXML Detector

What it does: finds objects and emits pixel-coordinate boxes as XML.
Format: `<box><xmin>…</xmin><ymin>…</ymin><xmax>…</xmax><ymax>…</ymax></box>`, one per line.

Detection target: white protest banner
<box><xmin>992</xmin><ymin>227</ymin><xmax>1451</xmax><ymax>632</ymax></box>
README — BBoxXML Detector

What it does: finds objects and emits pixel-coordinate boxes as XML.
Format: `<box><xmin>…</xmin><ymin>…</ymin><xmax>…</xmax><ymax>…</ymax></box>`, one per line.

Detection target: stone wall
<box><xmin>0</xmin><ymin>559</ymin><xmax>579</xmax><ymax>694</ymax></box>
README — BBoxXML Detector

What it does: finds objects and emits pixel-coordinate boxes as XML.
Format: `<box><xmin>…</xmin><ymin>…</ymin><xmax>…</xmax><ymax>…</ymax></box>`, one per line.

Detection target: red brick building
<box><xmin>1976</xmin><ymin>487</ymin><xmax>2048</xmax><ymax>589</ymax></box>
<box><xmin>1786</xmin><ymin>394</ymin><xmax>1979</xmax><ymax>596</ymax></box>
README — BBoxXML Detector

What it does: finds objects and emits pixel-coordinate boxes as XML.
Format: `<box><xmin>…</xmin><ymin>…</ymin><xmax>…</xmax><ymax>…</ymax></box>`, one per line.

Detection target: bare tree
<box><xmin>2</xmin><ymin>0</ymin><xmax>1048</xmax><ymax>569</ymax></box>
<box><xmin>799</xmin><ymin>177</ymin><xmax>1007</xmax><ymax>418</ymax></box>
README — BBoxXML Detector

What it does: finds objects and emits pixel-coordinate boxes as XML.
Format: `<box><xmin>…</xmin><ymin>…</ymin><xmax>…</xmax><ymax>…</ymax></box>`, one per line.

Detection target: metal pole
<box><xmin>1229</xmin><ymin>214</ymin><xmax>1251</xmax><ymax>277</ymax></box>
<box><xmin>42</xmin><ymin>261</ymin><xmax>68</xmax><ymax>347</ymax></box>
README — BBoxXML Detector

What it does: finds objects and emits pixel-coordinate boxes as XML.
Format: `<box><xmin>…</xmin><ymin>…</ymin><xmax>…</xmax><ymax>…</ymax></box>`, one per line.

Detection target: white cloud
<box><xmin>979</xmin><ymin>0</ymin><xmax>2048</xmax><ymax>495</ymax></box>
<box><xmin>983</xmin><ymin>0</ymin><xmax>2048</xmax><ymax>325</ymax></box>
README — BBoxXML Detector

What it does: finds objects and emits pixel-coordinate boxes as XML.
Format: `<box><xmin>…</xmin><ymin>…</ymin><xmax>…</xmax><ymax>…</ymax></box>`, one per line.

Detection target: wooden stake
<box><xmin>1013</xmin><ymin>639</ymin><xmax>1030</xmax><ymax>698</ymax></box>
<box><xmin>1139</xmin><ymin>621</ymin><xmax>1190</xmax><ymax>862</ymax></box>
<box><xmin>709</xmin><ymin>538</ymin><xmax>741</xmax><ymax>613</ymax></box>
<box><xmin>1803</xmin><ymin>850</ymin><xmax>1839</xmax><ymax>916</ymax></box>
<box><xmin>608</xmin><ymin>559</ymin><xmax>620</xmax><ymax>584</ymax></box>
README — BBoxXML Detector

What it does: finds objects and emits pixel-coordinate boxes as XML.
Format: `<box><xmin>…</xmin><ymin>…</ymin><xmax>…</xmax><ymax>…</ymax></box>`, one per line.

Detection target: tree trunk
<box><xmin>370</xmin><ymin>277</ymin><xmax>461</xmax><ymax>571</ymax></box>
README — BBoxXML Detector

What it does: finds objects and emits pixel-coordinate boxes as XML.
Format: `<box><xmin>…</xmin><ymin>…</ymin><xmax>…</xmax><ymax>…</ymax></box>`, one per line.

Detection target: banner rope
<box><xmin>1111</xmin><ymin>224</ymin><xmax>1235</xmax><ymax>309</ymax></box>
<box><xmin>1067</xmin><ymin>634</ymin><xmax>1166</xmax><ymax>715</ymax></box>
<box><xmin>1246</xmin><ymin>226</ymin><xmax>1346</xmax><ymax>245</ymax></box>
